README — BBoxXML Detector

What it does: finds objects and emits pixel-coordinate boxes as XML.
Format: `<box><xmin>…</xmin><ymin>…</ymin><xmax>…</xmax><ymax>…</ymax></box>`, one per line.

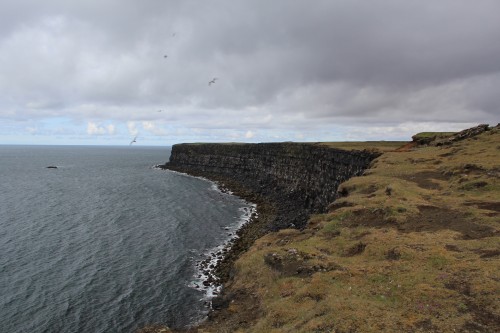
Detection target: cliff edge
<box><xmin>164</xmin><ymin>142</ymin><xmax>380</xmax><ymax>231</ymax></box>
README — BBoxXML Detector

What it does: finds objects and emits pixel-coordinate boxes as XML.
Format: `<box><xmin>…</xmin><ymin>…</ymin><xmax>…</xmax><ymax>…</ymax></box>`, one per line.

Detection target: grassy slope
<box><xmin>197</xmin><ymin>128</ymin><xmax>499</xmax><ymax>333</ymax></box>
<box><xmin>316</xmin><ymin>141</ymin><xmax>408</xmax><ymax>152</ymax></box>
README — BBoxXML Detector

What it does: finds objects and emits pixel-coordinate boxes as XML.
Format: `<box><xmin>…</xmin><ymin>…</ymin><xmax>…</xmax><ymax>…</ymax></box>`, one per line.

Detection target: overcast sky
<box><xmin>1</xmin><ymin>0</ymin><xmax>499</xmax><ymax>145</ymax></box>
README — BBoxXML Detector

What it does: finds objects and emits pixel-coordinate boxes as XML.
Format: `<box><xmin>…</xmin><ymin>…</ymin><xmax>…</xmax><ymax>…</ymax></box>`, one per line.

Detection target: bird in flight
<box><xmin>158</xmin><ymin>110</ymin><xmax>162</xmax><ymax>112</ymax></box>
<box><xmin>164</xmin><ymin>55</ymin><xmax>168</xmax><ymax>58</ymax></box>
<box><xmin>130</xmin><ymin>136</ymin><xmax>137</xmax><ymax>145</ymax></box>
<box><xmin>208</xmin><ymin>78</ymin><xmax>218</xmax><ymax>86</ymax></box>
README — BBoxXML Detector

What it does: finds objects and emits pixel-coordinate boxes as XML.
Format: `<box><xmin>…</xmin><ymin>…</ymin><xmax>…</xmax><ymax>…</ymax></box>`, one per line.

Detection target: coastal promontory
<box><xmin>148</xmin><ymin>125</ymin><xmax>499</xmax><ymax>333</ymax></box>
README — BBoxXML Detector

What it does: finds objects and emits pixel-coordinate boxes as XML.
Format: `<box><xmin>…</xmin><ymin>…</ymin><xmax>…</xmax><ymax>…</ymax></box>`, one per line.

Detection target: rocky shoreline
<box><xmin>156</xmin><ymin>166</ymin><xmax>278</xmax><ymax>291</ymax></box>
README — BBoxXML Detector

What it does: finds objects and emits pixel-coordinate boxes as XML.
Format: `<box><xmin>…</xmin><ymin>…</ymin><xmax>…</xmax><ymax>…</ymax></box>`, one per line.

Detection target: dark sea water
<box><xmin>0</xmin><ymin>145</ymin><xmax>252</xmax><ymax>332</ymax></box>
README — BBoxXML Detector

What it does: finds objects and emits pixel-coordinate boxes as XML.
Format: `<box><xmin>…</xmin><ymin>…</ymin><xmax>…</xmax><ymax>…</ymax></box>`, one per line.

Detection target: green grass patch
<box><xmin>317</xmin><ymin>141</ymin><xmax>407</xmax><ymax>152</ymax></box>
<box><xmin>428</xmin><ymin>255</ymin><xmax>448</xmax><ymax>270</ymax></box>
<box><xmin>413</xmin><ymin>132</ymin><xmax>455</xmax><ymax>139</ymax></box>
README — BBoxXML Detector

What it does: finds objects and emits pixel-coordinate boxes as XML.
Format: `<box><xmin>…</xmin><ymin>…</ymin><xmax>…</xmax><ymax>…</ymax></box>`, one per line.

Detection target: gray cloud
<box><xmin>1</xmin><ymin>0</ymin><xmax>499</xmax><ymax>144</ymax></box>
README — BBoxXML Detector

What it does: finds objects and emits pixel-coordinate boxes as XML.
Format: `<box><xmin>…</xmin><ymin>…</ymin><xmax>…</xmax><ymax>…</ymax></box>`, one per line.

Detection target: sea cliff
<box><xmin>156</xmin><ymin>142</ymin><xmax>380</xmax><ymax>327</ymax></box>
<box><xmin>162</xmin><ymin>142</ymin><xmax>379</xmax><ymax>230</ymax></box>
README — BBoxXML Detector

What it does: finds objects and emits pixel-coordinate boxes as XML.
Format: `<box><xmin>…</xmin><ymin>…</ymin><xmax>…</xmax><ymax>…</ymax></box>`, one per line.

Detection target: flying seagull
<box><xmin>130</xmin><ymin>136</ymin><xmax>137</xmax><ymax>145</ymax></box>
<box><xmin>208</xmin><ymin>78</ymin><xmax>218</xmax><ymax>86</ymax></box>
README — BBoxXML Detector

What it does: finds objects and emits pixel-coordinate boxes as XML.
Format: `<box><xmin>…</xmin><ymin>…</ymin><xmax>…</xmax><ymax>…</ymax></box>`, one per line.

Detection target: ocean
<box><xmin>0</xmin><ymin>145</ymin><xmax>253</xmax><ymax>332</ymax></box>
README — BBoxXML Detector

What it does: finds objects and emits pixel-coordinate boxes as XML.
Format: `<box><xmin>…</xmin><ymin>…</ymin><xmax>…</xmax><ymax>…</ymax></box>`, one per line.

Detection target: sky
<box><xmin>1</xmin><ymin>0</ymin><xmax>499</xmax><ymax>146</ymax></box>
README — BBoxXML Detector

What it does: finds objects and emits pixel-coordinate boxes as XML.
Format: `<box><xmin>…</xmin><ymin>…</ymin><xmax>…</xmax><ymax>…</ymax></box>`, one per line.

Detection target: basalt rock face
<box><xmin>163</xmin><ymin>143</ymin><xmax>379</xmax><ymax>230</ymax></box>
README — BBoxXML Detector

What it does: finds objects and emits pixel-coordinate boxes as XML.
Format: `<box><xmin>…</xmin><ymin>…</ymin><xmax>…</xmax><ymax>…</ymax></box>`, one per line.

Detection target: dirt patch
<box><xmin>264</xmin><ymin>249</ymin><xmax>342</xmax><ymax>277</ymax></box>
<box><xmin>465</xmin><ymin>201</ymin><xmax>500</xmax><ymax>212</ymax></box>
<box><xmin>460</xmin><ymin>163</ymin><xmax>486</xmax><ymax>175</ymax></box>
<box><xmin>402</xmin><ymin>206</ymin><xmax>496</xmax><ymax>239</ymax></box>
<box><xmin>414</xmin><ymin>318</ymin><xmax>438</xmax><ymax>332</ymax></box>
<box><xmin>327</xmin><ymin>201</ymin><xmax>354</xmax><ymax>212</ymax></box>
<box><xmin>474</xmin><ymin>249</ymin><xmax>500</xmax><ymax>259</ymax></box>
<box><xmin>358</xmin><ymin>184</ymin><xmax>378</xmax><ymax>194</ymax></box>
<box><xmin>343</xmin><ymin>242</ymin><xmax>366</xmax><ymax>256</ymax></box>
<box><xmin>442</xmin><ymin>276</ymin><xmax>500</xmax><ymax>332</ymax></box>
<box><xmin>444</xmin><ymin>275</ymin><xmax>472</xmax><ymax>296</ymax></box>
<box><xmin>463</xmin><ymin>302</ymin><xmax>500</xmax><ymax>333</ymax></box>
<box><xmin>444</xmin><ymin>244</ymin><xmax>462</xmax><ymax>252</ymax></box>
<box><xmin>459</xmin><ymin>181</ymin><xmax>489</xmax><ymax>190</ymax></box>
<box><xmin>385</xmin><ymin>247</ymin><xmax>401</xmax><ymax>260</ymax></box>
<box><xmin>344</xmin><ymin>206</ymin><xmax>496</xmax><ymax>239</ymax></box>
<box><xmin>264</xmin><ymin>251</ymin><xmax>313</xmax><ymax>277</ymax></box>
<box><xmin>398</xmin><ymin>171</ymin><xmax>450</xmax><ymax>190</ymax></box>
<box><xmin>345</xmin><ymin>208</ymin><xmax>397</xmax><ymax>229</ymax></box>
<box><xmin>460</xmin><ymin>321</ymin><xmax>491</xmax><ymax>333</ymax></box>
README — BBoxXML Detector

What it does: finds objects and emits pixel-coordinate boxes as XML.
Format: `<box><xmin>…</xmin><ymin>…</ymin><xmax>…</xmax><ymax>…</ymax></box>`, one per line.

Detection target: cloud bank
<box><xmin>1</xmin><ymin>0</ymin><xmax>498</xmax><ymax>144</ymax></box>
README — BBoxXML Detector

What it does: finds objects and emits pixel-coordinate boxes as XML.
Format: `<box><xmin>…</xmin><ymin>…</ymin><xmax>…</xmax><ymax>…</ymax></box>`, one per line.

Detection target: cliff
<box><xmin>142</xmin><ymin>125</ymin><xmax>499</xmax><ymax>333</ymax></box>
<box><xmin>163</xmin><ymin>142</ymin><xmax>379</xmax><ymax>230</ymax></box>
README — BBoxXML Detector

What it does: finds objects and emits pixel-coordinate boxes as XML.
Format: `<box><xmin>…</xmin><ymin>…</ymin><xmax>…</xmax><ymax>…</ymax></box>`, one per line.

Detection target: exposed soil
<box><xmin>327</xmin><ymin>201</ymin><xmax>354</xmax><ymax>212</ymax></box>
<box><xmin>345</xmin><ymin>208</ymin><xmax>398</xmax><ymax>228</ymax></box>
<box><xmin>398</xmin><ymin>171</ymin><xmax>450</xmax><ymax>190</ymax></box>
<box><xmin>464</xmin><ymin>201</ymin><xmax>500</xmax><ymax>213</ymax></box>
<box><xmin>462</xmin><ymin>302</ymin><xmax>500</xmax><ymax>333</ymax></box>
<box><xmin>474</xmin><ymin>249</ymin><xmax>500</xmax><ymax>259</ymax></box>
<box><xmin>404</xmin><ymin>205</ymin><xmax>496</xmax><ymax>239</ymax></box>
<box><xmin>358</xmin><ymin>184</ymin><xmax>378</xmax><ymax>194</ymax></box>
<box><xmin>444</xmin><ymin>244</ymin><xmax>462</xmax><ymax>252</ymax></box>
<box><xmin>344</xmin><ymin>206</ymin><xmax>496</xmax><ymax>239</ymax></box>
<box><xmin>343</xmin><ymin>242</ymin><xmax>366</xmax><ymax>256</ymax></box>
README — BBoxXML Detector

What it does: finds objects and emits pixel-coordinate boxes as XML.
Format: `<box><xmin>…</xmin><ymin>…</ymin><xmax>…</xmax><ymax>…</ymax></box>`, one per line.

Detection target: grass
<box><xmin>412</xmin><ymin>132</ymin><xmax>456</xmax><ymax>139</ymax></box>
<box><xmin>161</xmin><ymin>126</ymin><xmax>500</xmax><ymax>333</ymax></box>
<box><xmin>316</xmin><ymin>141</ymin><xmax>407</xmax><ymax>152</ymax></box>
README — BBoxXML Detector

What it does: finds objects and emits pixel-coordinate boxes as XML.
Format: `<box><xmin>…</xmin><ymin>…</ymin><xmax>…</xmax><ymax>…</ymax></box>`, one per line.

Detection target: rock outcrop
<box><xmin>412</xmin><ymin>124</ymin><xmax>496</xmax><ymax>146</ymax></box>
<box><xmin>160</xmin><ymin>142</ymin><xmax>379</xmax><ymax>230</ymax></box>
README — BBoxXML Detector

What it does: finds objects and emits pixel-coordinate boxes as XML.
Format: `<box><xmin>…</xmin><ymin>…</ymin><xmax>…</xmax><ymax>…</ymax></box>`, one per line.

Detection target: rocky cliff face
<box><xmin>162</xmin><ymin>143</ymin><xmax>379</xmax><ymax>230</ymax></box>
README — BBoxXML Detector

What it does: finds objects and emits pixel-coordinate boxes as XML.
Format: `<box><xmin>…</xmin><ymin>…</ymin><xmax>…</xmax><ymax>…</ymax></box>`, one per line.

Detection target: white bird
<box><xmin>208</xmin><ymin>77</ymin><xmax>218</xmax><ymax>86</ymax></box>
<box><xmin>130</xmin><ymin>136</ymin><xmax>137</xmax><ymax>145</ymax></box>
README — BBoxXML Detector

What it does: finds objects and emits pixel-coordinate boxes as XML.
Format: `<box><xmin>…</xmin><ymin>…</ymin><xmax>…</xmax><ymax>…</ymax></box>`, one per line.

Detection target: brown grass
<box><xmin>316</xmin><ymin>141</ymin><xmax>407</xmax><ymax>153</ymax></box>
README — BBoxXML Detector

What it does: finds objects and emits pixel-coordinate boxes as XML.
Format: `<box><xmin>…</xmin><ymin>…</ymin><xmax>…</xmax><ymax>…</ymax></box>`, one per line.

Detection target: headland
<box><xmin>145</xmin><ymin>124</ymin><xmax>499</xmax><ymax>333</ymax></box>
